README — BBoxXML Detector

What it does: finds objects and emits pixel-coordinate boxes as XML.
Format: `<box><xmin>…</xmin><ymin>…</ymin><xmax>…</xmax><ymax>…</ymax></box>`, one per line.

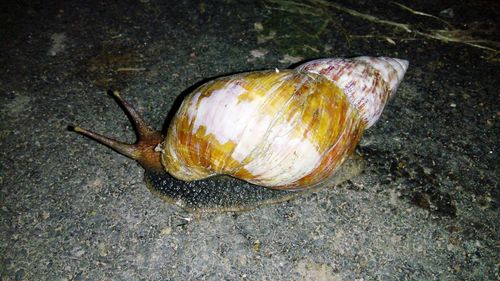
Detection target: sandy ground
<box><xmin>0</xmin><ymin>0</ymin><xmax>498</xmax><ymax>280</ymax></box>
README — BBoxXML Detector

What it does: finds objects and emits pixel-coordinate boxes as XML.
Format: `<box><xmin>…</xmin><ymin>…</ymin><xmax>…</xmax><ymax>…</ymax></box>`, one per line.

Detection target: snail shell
<box><xmin>73</xmin><ymin>56</ymin><xmax>408</xmax><ymax>193</ymax></box>
<box><xmin>162</xmin><ymin>56</ymin><xmax>408</xmax><ymax>189</ymax></box>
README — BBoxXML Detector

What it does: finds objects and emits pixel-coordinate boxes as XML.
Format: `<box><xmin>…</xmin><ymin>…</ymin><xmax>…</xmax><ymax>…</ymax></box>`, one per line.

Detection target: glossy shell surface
<box><xmin>161</xmin><ymin>70</ymin><xmax>364</xmax><ymax>189</ymax></box>
<box><xmin>158</xmin><ymin>56</ymin><xmax>408</xmax><ymax>190</ymax></box>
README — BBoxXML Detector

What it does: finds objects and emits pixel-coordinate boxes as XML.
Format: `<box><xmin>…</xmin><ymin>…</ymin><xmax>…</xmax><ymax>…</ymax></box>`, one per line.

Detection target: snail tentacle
<box><xmin>111</xmin><ymin>91</ymin><xmax>157</xmax><ymax>139</ymax></box>
<box><xmin>71</xmin><ymin>92</ymin><xmax>164</xmax><ymax>172</ymax></box>
<box><xmin>72</xmin><ymin>126</ymin><xmax>137</xmax><ymax>159</ymax></box>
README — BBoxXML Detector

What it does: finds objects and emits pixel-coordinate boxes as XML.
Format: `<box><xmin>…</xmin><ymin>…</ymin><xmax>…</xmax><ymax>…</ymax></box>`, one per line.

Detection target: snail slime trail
<box><xmin>71</xmin><ymin>56</ymin><xmax>408</xmax><ymax>212</ymax></box>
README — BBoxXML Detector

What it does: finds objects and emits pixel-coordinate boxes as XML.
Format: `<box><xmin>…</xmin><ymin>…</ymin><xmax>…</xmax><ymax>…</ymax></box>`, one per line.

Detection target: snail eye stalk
<box><xmin>71</xmin><ymin>91</ymin><xmax>164</xmax><ymax>172</ymax></box>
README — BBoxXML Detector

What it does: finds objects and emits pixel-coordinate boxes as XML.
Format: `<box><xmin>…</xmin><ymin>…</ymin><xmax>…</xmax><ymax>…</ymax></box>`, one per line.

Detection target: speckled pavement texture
<box><xmin>0</xmin><ymin>0</ymin><xmax>498</xmax><ymax>280</ymax></box>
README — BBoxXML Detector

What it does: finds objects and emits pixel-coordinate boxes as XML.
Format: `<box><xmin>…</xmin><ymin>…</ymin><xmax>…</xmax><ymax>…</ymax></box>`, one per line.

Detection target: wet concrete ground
<box><xmin>1</xmin><ymin>0</ymin><xmax>498</xmax><ymax>280</ymax></box>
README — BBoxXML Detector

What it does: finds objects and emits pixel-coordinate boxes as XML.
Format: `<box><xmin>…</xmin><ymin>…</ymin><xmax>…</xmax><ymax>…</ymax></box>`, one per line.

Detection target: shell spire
<box><xmin>296</xmin><ymin>56</ymin><xmax>409</xmax><ymax>128</ymax></box>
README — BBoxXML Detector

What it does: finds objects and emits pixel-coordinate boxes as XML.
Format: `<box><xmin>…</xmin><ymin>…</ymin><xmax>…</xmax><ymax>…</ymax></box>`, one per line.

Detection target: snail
<box><xmin>72</xmin><ymin>56</ymin><xmax>408</xmax><ymax>212</ymax></box>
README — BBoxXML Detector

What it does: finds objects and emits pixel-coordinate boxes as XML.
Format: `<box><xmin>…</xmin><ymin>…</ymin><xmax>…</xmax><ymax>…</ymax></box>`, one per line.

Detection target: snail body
<box><xmin>73</xmin><ymin>56</ymin><xmax>408</xmax><ymax>210</ymax></box>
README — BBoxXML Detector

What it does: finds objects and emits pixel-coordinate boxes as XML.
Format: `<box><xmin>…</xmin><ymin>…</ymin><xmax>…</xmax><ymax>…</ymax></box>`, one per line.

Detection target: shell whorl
<box><xmin>161</xmin><ymin>70</ymin><xmax>364</xmax><ymax>189</ymax></box>
<box><xmin>296</xmin><ymin>56</ymin><xmax>408</xmax><ymax>128</ymax></box>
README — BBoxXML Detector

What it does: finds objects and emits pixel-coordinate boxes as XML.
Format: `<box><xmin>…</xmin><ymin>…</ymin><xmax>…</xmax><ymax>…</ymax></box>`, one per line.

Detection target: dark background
<box><xmin>1</xmin><ymin>0</ymin><xmax>498</xmax><ymax>280</ymax></box>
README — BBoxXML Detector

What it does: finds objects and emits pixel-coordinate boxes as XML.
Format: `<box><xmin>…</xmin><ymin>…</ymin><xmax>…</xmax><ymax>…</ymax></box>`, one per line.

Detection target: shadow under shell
<box><xmin>144</xmin><ymin>153</ymin><xmax>365</xmax><ymax>213</ymax></box>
